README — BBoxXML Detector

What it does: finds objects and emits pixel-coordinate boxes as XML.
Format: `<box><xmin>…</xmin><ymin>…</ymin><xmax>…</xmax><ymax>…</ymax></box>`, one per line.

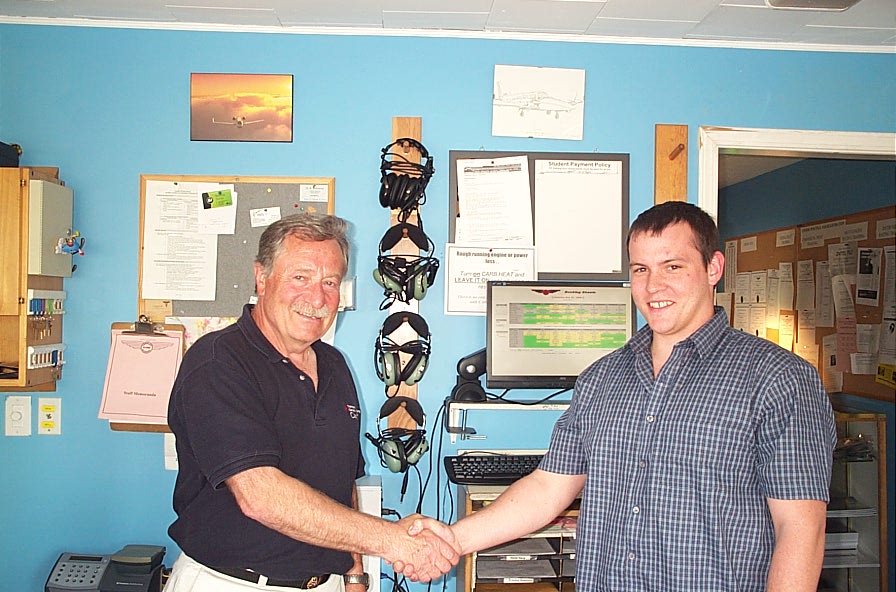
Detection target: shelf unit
<box><xmin>456</xmin><ymin>485</ymin><xmax>579</xmax><ymax>592</ymax></box>
<box><xmin>447</xmin><ymin>401</ymin><xmax>570</xmax><ymax>443</ymax></box>
<box><xmin>0</xmin><ymin>167</ymin><xmax>71</xmax><ymax>391</ymax></box>
<box><xmin>820</xmin><ymin>409</ymin><xmax>888</xmax><ymax>592</ymax></box>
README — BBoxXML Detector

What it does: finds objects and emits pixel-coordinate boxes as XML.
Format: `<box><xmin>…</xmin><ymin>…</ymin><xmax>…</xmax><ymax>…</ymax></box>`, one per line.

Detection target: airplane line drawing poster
<box><xmin>191</xmin><ymin>73</ymin><xmax>293</xmax><ymax>142</ymax></box>
<box><xmin>492</xmin><ymin>65</ymin><xmax>585</xmax><ymax>140</ymax></box>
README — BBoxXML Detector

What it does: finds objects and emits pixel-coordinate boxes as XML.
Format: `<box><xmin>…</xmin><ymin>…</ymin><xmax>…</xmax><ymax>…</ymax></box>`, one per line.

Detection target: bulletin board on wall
<box><xmin>138</xmin><ymin>174</ymin><xmax>335</xmax><ymax>322</ymax></box>
<box><xmin>726</xmin><ymin>205</ymin><xmax>895</xmax><ymax>403</ymax></box>
<box><xmin>448</xmin><ymin>150</ymin><xmax>630</xmax><ymax>282</ymax></box>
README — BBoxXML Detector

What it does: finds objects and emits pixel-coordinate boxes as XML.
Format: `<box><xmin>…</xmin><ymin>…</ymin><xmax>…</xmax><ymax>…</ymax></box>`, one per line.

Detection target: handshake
<box><xmin>384</xmin><ymin>515</ymin><xmax>462</xmax><ymax>583</ymax></box>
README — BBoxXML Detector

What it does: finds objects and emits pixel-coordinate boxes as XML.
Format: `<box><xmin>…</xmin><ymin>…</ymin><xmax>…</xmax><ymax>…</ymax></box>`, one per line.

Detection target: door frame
<box><xmin>697</xmin><ymin>126</ymin><xmax>895</xmax><ymax>219</ymax></box>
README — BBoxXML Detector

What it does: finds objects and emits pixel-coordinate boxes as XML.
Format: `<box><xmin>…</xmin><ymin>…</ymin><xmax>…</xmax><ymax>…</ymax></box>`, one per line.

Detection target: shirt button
<box><xmin>299</xmin><ymin>375</ymin><xmax>306</xmax><ymax>381</ymax></box>
<box><xmin>646</xmin><ymin>415</ymin><xmax>655</xmax><ymax>423</ymax></box>
<box><xmin>632</xmin><ymin>506</ymin><xmax>640</xmax><ymax>514</ymax></box>
<box><xmin>628</xmin><ymin>552</ymin><xmax>636</xmax><ymax>560</ymax></box>
<box><xmin>639</xmin><ymin>460</ymin><xmax>647</xmax><ymax>468</ymax></box>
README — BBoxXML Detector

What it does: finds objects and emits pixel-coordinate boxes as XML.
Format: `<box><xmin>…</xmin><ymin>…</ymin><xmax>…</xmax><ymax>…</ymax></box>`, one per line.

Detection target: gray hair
<box><xmin>255</xmin><ymin>213</ymin><xmax>350</xmax><ymax>276</ymax></box>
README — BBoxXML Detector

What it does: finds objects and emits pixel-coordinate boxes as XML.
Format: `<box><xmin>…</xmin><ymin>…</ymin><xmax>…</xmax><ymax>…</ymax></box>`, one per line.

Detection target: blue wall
<box><xmin>0</xmin><ymin>24</ymin><xmax>894</xmax><ymax>591</ymax></box>
<box><xmin>719</xmin><ymin>158</ymin><xmax>896</xmax><ymax>237</ymax></box>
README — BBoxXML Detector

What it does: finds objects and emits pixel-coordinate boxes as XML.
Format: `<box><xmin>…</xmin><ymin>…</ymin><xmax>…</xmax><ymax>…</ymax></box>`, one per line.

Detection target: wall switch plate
<box><xmin>5</xmin><ymin>395</ymin><xmax>32</xmax><ymax>436</ymax></box>
<box><xmin>38</xmin><ymin>397</ymin><xmax>61</xmax><ymax>435</ymax></box>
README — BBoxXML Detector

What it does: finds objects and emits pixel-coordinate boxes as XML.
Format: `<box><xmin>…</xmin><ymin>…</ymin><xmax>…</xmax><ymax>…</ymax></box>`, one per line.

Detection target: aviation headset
<box><xmin>365</xmin><ymin>396</ymin><xmax>429</xmax><ymax>473</ymax></box>
<box><xmin>374</xmin><ymin>311</ymin><xmax>431</xmax><ymax>388</ymax></box>
<box><xmin>373</xmin><ymin>222</ymin><xmax>440</xmax><ymax>308</ymax></box>
<box><xmin>379</xmin><ymin>138</ymin><xmax>434</xmax><ymax>221</ymax></box>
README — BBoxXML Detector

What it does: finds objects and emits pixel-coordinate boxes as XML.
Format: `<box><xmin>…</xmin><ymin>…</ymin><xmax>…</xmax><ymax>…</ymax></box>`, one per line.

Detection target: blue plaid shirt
<box><xmin>542</xmin><ymin>308</ymin><xmax>835</xmax><ymax>592</ymax></box>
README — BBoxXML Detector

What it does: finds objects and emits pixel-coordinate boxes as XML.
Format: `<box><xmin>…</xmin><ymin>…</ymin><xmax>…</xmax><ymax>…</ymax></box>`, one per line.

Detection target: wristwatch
<box><xmin>343</xmin><ymin>573</ymin><xmax>370</xmax><ymax>589</ymax></box>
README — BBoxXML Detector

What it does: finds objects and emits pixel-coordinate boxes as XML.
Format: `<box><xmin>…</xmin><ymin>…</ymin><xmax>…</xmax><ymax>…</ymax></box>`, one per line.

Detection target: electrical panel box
<box><xmin>28</xmin><ymin>179</ymin><xmax>73</xmax><ymax>277</ymax></box>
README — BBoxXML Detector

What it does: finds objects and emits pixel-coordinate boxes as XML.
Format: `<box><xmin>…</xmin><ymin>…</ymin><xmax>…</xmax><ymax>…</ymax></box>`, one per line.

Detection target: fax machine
<box><xmin>46</xmin><ymin>545</ymin><xmax>165</xmax><ymax>592</ymax></box>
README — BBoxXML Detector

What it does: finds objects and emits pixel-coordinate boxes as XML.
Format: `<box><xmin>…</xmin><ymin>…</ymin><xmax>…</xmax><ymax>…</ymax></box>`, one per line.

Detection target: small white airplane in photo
<box><xmin>212</xmin><ymin>116</ymin><xmax>264</xmax><ymax>127</ymax></box>
<box><xmin>494</xmin><ymin>84</ymin><xmax>583</xmax><ymax>118</ymax></box>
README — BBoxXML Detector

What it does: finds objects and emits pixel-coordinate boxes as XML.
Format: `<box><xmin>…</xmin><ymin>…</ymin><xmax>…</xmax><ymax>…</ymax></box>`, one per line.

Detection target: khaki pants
<box><xmin>165</xmin><ymin>553</ymin><xmax>344</xmax><ymax>592</ymax></box>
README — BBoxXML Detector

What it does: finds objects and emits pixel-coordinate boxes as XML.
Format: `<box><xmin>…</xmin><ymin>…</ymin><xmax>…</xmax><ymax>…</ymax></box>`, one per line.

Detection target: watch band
<box><xmin>343</xmin><ymin>573</ymin><xmax>370</xmax><ymax>589</ymax></box>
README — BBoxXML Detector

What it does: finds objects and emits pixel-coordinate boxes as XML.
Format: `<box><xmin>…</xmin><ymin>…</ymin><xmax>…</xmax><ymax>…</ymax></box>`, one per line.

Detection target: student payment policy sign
<box><xmin>444</xmin><ymin>244</ymin><xmax>536</xmax><ymax>315</ymax></box>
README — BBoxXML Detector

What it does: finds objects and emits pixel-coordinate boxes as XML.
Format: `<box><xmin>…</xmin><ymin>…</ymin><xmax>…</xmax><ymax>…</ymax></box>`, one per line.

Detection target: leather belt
<box><xmin>211</xmin><ymin>566</ymin><xmax>330</xmax><ymax>589</ymax></box>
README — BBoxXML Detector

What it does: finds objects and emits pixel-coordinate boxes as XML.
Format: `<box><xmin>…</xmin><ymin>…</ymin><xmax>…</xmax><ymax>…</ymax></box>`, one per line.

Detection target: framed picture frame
<box><xmin>190</xmin><ymin>73</ymin><xmax>293</xmax><ymax>142</ymax></box>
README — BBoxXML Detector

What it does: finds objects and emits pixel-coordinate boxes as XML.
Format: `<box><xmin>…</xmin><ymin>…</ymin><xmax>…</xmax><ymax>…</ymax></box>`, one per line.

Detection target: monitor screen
<box><xmin>486</xmin><ymin>281</ymin><xmax>634</xmax><ymax>390</ymax></box>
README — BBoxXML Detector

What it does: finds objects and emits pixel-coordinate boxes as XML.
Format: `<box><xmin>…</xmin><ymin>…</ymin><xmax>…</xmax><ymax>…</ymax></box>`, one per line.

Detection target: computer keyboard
<box><xmin>444</xmin><ymin>453</ymin><xmax>544</xmax><ymax>485</ymax></box>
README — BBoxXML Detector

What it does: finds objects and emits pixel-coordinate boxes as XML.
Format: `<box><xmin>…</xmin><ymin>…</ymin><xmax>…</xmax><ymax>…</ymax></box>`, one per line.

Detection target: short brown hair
<box><xmin>627</xmin><ymin>202</ymin><xmax>719</xmax><ymax>266</ymax></box>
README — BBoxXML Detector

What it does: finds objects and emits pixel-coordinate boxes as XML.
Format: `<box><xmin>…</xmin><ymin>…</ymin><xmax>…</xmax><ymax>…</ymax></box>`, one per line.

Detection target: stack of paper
<box><xmin>827</xmin><ymin>496</ymin><xmax>877</xmax><ymax>518</ymax></box>
<box><xmin>824</xmin><ymin>525</ymin><xmax>859</xmax><ymax>556</ymax></box>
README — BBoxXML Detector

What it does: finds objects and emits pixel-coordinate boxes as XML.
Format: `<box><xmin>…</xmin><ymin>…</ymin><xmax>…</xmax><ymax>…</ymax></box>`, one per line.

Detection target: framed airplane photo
<box><xmin>190</xmin><ymin>73</ymin><xmax>293</xmax><ymax>142</ymax></box>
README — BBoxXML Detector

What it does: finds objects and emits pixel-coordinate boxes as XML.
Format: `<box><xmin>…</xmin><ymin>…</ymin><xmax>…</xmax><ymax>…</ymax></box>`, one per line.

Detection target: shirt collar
<box><xmin>630</xmin><ymin>306</ymin><xmax>730</xmax><ymax>360</ymax></box>
<box><xmin>237</xmin><ymin>303</ymin><xmax>328</xmax><ymax>365</ymax></box>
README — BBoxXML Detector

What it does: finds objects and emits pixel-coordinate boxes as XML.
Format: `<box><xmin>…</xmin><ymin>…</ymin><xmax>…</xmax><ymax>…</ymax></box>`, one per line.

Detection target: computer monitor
<box><xmin>486</xmin><ymin>280</ymin><xmax>634</xmax><ymax>390</ymax></box>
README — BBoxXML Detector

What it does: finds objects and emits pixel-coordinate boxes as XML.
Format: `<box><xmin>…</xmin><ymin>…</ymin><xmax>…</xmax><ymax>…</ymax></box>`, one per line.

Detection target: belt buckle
<box><xmin>305</xmin><ymin>576</ymin><xmax>321</xmax><ymax>589</ymax></box>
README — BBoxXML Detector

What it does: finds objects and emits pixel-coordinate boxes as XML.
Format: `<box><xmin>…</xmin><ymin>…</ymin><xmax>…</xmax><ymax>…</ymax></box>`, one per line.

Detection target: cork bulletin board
<box><xmin>138</xmin><ymin>174</ymin><xmax>335</xmax><ymax>321</ymax></box>
<box><xmin>726</xmin><ymin>205</ymin><xmax>895</xmax><ymax>402</ymax></box>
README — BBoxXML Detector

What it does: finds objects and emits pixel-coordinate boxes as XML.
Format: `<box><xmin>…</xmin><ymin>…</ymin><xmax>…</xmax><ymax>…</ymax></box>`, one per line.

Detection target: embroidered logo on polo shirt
<box><xmin>345</xmin><ymin>404</ymin><xmax>361</xmax><ymax>419</ymax></box>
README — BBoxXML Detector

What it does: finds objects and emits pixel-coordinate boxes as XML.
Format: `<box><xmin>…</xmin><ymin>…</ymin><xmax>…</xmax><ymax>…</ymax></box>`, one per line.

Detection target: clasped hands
<box><xmin>385</xmin><ymin>514</ymin><xmax>459</xmax><ymax>582</ymax></box>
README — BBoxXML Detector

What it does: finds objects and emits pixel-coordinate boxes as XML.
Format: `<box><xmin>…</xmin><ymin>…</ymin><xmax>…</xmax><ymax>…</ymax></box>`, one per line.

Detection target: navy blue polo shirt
<box><xmin>168</xmin><ymin>304</ymin><xmax>365</xmax><ymax>579</ymax></box>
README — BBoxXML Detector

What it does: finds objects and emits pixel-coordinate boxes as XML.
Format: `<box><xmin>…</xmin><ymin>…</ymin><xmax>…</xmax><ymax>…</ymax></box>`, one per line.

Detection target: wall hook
<box><xmin>669</xmin><ymin>143</ymin><xmax>685</xmax><ymax>160</ymax></box>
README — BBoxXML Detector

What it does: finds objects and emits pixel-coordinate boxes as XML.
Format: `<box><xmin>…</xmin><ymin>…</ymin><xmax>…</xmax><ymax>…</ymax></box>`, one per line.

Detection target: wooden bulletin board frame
<box><xmin>448</xmin><ymin>151</ymin><xmax>630</xmax><ymax>282</ymax></box>
<box><xmin>138</xmin><ymin>174</ymin><xmax>335</xmax><ymax>322</ymax></box>
<box><xmin>728</xmin><ymin>205</ymin><xmax>895</xmax><ymax>402</ymax></box>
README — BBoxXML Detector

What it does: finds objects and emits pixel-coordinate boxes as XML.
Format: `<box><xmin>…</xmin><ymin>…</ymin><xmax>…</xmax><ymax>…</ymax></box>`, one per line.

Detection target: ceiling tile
<box><xmin>719</xmin><ymin>0</ymin><xmax>767</xmax><ymax>6</ymax></box>
<box><xmin>383</xmin><ymin>10</ymin><xmax>490</xmax><ymax>30</ymax></box>
<box><xmin>384</xmin><ymin>0</ymin><xmax>492</xmax><ymax>11</ymax></box>
<box><xmin>803</xmin><ymin>0</ymin><xmax>896</xmax><ymax>27</ymax></box>
<box><xmin>598</xmin><ymin>0</ymin><xmax>721</xmax><ymax>22</ymax></box>
<box><xmin>70</xmin><ymin>0</ymin><xmax>174</xmax><ymax>21</ymax></box>
<box><xmin>0</xmin><ymin>0</ymin><xmax>71</xmax><ymax>18</ymax></box>
<box><xmin>795</xmin><ymin>23</ymin><xmax>896</xmax><ymax>44</ymax></box>
<box><xmin>586</xmin><ymin>17</ymin><xmax>700</xmax><ymax>37</ymax></box>
<box><xmin>276</xmin><ymin>1</ymin><xmax>383</xmax><ymax>27</ymax></box>
<box><xmin>166</xmin><ymin>0</ymin><xmax>281</xmax><ymax>7</ymax></box>
<box><xmin>166</xmin><ymin>5</ymin><xmax>281</xmax><ymax>26</ymax></box>
<box><xmin>487</xmin><ymin>0</ymin><xmax>604</xmax><ymax>33</ymax></box>
<box><xmin>687</xmin><ymin>4</ymin><xmax>810</xmax><ymax>40</ymax></box>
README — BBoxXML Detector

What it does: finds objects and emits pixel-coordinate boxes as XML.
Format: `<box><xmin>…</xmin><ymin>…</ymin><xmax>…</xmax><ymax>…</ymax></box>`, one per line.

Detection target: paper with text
<box><xmin>99</xmin><ymin>328</ymin><xmax>184</xmax><ymax>424</ymax></box>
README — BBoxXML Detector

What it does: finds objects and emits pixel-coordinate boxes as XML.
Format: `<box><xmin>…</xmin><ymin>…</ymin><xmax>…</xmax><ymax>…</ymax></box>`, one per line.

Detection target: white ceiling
<box><xmin>1</xmin><ymin>0</ymin><xmax>894</xmax><ymax>51</ymax></box>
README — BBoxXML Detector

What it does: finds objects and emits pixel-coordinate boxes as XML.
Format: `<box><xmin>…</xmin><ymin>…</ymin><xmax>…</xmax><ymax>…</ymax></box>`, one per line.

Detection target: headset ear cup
<box><xmin>379</xmin><ymin>173</ymin><xmax>395</xmax><ymax>208</ymax></box>
<box><xmin>405</xmin><ymin>435</ymin><xmax>429</xmax><ymax>466</ymax></box>
<box><xmin>373</xmin><ymin>266</ymin><xmax>402</xmax><ymax>296</ymax></box>
<box><xmin>381</xmin><ymin>173</ymin><xmax>410</xmax><ymax>210</ymax></box>
<box><xmin>381</xmin><ymin>439</ymin><xmax>406</xmax><ymax>473</ymax></box>
<box><xmin>413</xmin><ymin>266</ymin><xmax>428</xmax><ymax>300</ymax></box>
<box><xmin>402</xmin><ymin>353</ymin><xmax>427</xmax><ymax>386</ymax></box>
<box><xmin>382</xmin><ymin>352</ymin><xmax>401</xmax><ymax>387</ymax></box>
<box><xmin>404</xmin><ymin>176</ymin><xmax>422</xmax><ymax>204</ymax></box>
